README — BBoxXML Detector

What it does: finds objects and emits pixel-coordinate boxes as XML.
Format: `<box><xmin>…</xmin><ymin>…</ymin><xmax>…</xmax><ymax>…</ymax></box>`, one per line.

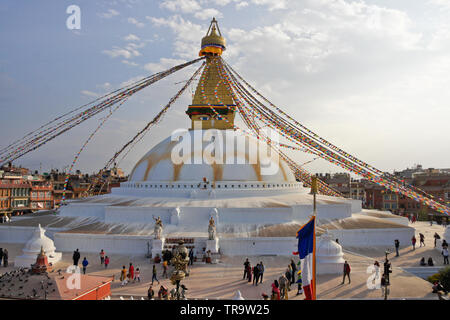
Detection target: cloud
<box><xmin>144</xmin><ymin>57</ymin><xmax>187</xmax><ymax>73</ymax></box>
<box><xmin>98</xmin><ymin>9</ymin><xmax>120</xmax><ymax>19</ymax></box>
<box><xmin>160</xmin><ymin>0</ymin><xmax>202</xmax><ymax>13</ymax></box>
<box><xmin>97</xmin><ymin>82</ymin><xmax>112</xmax><ymax>90</ymax></box>
<box><xmin>236</xmin><ymin>1</ymin><xmax>249</xmax><ymax>10</ymax></box>
<box><xmin>81</xmin><ymin>90</ymin><xmax>99</xmax><ymax>98</ymax></box>
<box><xmin>122</xmin><ymin>60</ymin><xmax>139</xmax><ymax>66</ymax></box>
<box><xmin>249</xmin><ymin>0</ymin><xmax>288</xmax><ymax>11</ymax></box>
<box><xmin>102</xmin><ymin>45</ymin><xmax>142</xmax><ymax>59</ymax></box>
<box><xmin>148</xmin><ymin>1</ymin><xmax>450</xmax><ymax>173</ymax></box>
<box><xmin>194</xmin><ymin>8</ymin><xmax>223</xmax><ymax>20</ymax></box>
<box><xmin>147</xmin><ymin>15</ymin><xmax>204</xmax><ymax>59</ymax></box>
<box><xmin>128</xmin><ymin>17</ymin><xmax>145</xmax><ymax>28</ymax></box>
<box><xmin>124</xmin><ymin>34</ymin><xmax>140</xmax><ymax>41</ymax></box>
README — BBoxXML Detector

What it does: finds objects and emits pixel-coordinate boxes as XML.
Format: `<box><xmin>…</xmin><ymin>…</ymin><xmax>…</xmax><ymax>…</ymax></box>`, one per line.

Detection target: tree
<box><xmin>417</xmin><ymin>206</ymin><xmax>428</xmax><ymax>221</ymax></box>
<box><xmin>427</xmin><ymin>266</ymin><xmax>450</xmax><ymax>291</ymax></box>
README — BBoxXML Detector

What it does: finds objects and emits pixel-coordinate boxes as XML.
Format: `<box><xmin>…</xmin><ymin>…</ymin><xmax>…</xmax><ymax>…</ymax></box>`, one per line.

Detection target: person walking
<box><xmin>394</xmin><ymin>239</ymin><xmax>400</xmax><ymax>257</ymax></box>
<box><xmin>284</xmin><ymin>267</ymin><xmax>292</xmax><ymax>291</ymax></box>
<box><xmin>247</xmin><ymin>263</ymin><xmax>252</xmax><ymax>283</ymax></box>
<box><xmin>152</xmin><ymin>264</ymin><xmax>160</xmax><ymax>285</ymax></box>
<box><xmin>82</xmin><ymin>257</ymin><xmax>88</xmax><ymax>274</ymax></box>
<box><xmin>412</xmin><ymin>215</ymin><xmax>416</xmax><ymax>224</ymax></box>
<box><xmin>2</xmin><ymin>249</ymin><xmax>8</xmax><ymax>267</ymax></box>
<box><xmin>271</xmin><ymin>280</ymin><xmax>280</xmax><ymax>300</ymax></box>
<box><xmin>373</xmin><ymin>261</ymin><xmax>380</xmax><ymax>285</ymax></box>
<box><xmin>258</xmin><ymin>262</ymin><xmax>264</xmax><ymax>284</ymax></box>
<box><xmin>290</xmin><ymin>259</ymin><xmax>297</xmax><ymax>285</ymax></box>
<box><xmin>128</xmin><ymin>263</ymin><xmax>134</xmax><ymax>282</ymax></box>
<box><xmin>73</xmin><ymin>249</ymin><xmax>81</xmax><ymax>266</ymax></box>
<box><xmin>162</xmin><ymin>260</ymin><xmax>168</xmax><ymax>278</ymax></box>
<box><xmin>189</xmin><ymin>248</ymin><xmax>194</xmax><ymax>266</ymax></box>
<box><xmin>342</xmin><ymin>261</ymin><xmax>351</xmax><ymax>284</ymax></box>
<box><xmin>99</xmin><ymin>249</ymin><xmax>105</xmax><ymax>265</ymax></box>
<box><xmin>120</xmin><ymin>265</ymin><xmax>127</xmax><ymax>286</ymax></box>
<box><xmin>419</xmin><ymin>233</ymin><xmax>425</xmax><ymax>247</ymax></box>
<box><xmin>134</xmin><ymin>268</ymin><xmax>141</xmax><ymax>282</ymax></box>
<box><xmin>253</xmin><ymin>264</ymin><xmax>260</xmax><ymax>286</ymax></box>
<box><xmin>434</xmin><ymin>233</ymin><xmax>441</xmax><ymax>248</ymax></box>
<box><xmin>442</xmin><ymin>240</ymin><xmax>448</xmax><ymax>249</ymax></box>
<box><xmin>104</xmin><ymin>256</ymin><xmax>110</xmax><ymax>269</ymax></box>
<box><xmin>243</xmin><ymin>258</ymin><xmax>250</xmax><ymax>280</ymax></box>
<box><xmin>279</xmin><ymin>274</ymin><xmax>289</xmax><ymax>299</ymax></box>
<box><xmin>442</xmin><ymin>247</ymin><xmax>449</xmax><ymax>265</ymax></box>
<box><xmin>411</xmin><ymin>236</ymin><xmax>417</xmax><ymax>250</ymax></box>
<box><xmin>0</xmin><ymin>248</ymin><xmax>3</xmax><ymax>267</ymax></box>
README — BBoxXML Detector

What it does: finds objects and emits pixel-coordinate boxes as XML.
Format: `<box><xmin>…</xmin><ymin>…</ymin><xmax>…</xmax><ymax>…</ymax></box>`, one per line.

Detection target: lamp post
<box><xmin>383</xmin><ymin>250</ymin><xmax>391</xmax><ymax>300</ymax></box>
<box><xmin>170</xmin><ymin>240</ymin><xmax>190</xmax><ymax>300</ymax></box>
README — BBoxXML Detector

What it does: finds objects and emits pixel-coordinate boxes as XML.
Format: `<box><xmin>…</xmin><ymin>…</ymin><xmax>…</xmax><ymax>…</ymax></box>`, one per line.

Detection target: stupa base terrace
<box><xmin>0</xmin><ymin>183</ymin><xmax>414</xmax><ymax>257</ymax></box>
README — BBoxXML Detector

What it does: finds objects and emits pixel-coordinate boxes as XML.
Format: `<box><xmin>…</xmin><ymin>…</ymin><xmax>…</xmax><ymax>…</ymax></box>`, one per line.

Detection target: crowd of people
<box><xmin>242</xmin><ymin>258</ymin><xmax>265</xmax><ymax>286</ymax></box>
<box><xmin>63</xmin><ymin>222</ymin><xmax>448</xmax><ymax>300</ymax></box>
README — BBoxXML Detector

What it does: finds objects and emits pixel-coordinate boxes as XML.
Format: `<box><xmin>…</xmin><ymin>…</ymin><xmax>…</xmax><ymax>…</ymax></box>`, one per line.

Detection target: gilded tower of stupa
<box><xmin>186</xmin><ymin>18</ymin><xmax>236</xmax><ymax>130</ymax></box>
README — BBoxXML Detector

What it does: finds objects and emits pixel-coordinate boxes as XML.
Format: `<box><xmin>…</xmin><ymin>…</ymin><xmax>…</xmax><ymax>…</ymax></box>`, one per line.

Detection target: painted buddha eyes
<box><xmin>199</xmin><ymin>115</ymin><xmax>226</xmax><ymax>121</ymax></box>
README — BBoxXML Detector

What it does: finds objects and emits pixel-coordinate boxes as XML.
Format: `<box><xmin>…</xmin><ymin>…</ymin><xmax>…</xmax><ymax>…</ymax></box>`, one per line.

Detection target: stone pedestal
<box><xmin>206</xmin><ymin>238</ymin><xmax>219</xmax><ymax>254</ymax></box>
<box><xmin>151</xmin><ymin>238</ymin><xmax>165</xmax><ymax>259</ymax></box>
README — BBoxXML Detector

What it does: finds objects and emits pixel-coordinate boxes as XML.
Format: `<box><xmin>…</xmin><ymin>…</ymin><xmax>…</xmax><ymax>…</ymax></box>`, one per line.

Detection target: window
<box><xmin>199</xmin><ymin>116</ymin><xmax>210</xmax><ymax>121</ymax></box>
<box><xmin>384</xmin><ymin>203</ymin><xmax>390</xmax><ymax>209</ymax></box>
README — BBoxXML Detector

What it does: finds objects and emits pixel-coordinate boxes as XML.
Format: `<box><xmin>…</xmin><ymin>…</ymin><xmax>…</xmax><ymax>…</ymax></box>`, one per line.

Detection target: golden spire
<box><xmin>187</xmin><ymin>18</ymin><xmax>236</xmax><ymax>130</ymax></box>
<box><xmin>199</xmin><ymin>17</ymin><xmax>226</xmax><ymax>57</ymax></box>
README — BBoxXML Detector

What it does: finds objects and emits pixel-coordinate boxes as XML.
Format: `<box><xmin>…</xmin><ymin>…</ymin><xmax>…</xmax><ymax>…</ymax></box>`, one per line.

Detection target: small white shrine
<box><xmin>14</xmin><ymin>224</ymin><xmax>62</xmax><ymax>268</ymax></box>
<box><xmin>316</xmin><ymin>233</ymin><xmax>345</xmax><ymax>275</ymax></box>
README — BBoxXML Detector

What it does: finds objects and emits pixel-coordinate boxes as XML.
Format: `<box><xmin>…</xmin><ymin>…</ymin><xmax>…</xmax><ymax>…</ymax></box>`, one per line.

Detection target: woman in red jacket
<box><xmin>128</xmin><ymin>263</ymin><xmax>134</xmax><ymax>281</ymax></box>
<box><xmin>271</xmin><ymin>280</ymin><xmax>280</xmax><ymax>300</ymax></box>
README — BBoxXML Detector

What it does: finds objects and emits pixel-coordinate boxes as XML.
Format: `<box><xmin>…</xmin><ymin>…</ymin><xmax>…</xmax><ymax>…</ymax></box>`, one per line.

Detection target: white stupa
<box><xmin>14</xmin><ymin>224</ymin><xmax>62</xmax><ymax>268</ymax></box>
<box><xmin>316</xmin><ymin>233</ymin><xmax>345</xmax><ymax>275</ymax></box>
<box><xmin>0</xmin><ymin>19</ymin><xmax>414</xmax><ymax>258</ymax></box>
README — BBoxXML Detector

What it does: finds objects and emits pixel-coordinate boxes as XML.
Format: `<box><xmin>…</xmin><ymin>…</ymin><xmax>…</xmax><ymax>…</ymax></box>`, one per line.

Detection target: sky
<box><xmin>0</xmin><ymin>0</ymin><xmax>449</xmax><ymax>176</ymax></box>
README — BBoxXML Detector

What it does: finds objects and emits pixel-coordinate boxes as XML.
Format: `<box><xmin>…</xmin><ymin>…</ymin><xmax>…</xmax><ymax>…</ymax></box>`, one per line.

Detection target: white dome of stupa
<box><xmin>14</xmin><ymin>224</ymin><xmax>62</xmax><ymax>268</ymax></box>
<box><xmin>317</xmin><ymin>233</ymin><xmax>345</xmax><ymax>275</ymax></box>
<box><xmin>129</xmin><ymin>129</ymin><xmax>295</xmax><ymax>183</ymax></box>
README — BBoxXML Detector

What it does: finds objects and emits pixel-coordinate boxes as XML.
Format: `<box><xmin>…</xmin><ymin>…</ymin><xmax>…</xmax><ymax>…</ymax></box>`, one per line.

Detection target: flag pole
<box><xmin>311</xmin><ymin>175</ymin><xmax>318</xmax><ymax>300</ymax></box>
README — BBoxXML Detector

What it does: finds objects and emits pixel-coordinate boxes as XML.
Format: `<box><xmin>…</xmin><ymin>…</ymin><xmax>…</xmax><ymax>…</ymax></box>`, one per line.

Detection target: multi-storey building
<box><xmin>7</xmin><ymin>175</ymin><xmax>31</xmax><ymax>215</ymax></box>
<box><xmin>30</xmin><ymin>179</ymin><xmax>54</xmax><ymax>211</ymax></box>
<box><xmin>0</xmin><ymin>182</ymin><xmax>11</xmax><ymax>216</ymax></box>
<box><xmin>317</xmin><ymin>173</ymin><xmax>351</xmax><ymax>198</ymax></box>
